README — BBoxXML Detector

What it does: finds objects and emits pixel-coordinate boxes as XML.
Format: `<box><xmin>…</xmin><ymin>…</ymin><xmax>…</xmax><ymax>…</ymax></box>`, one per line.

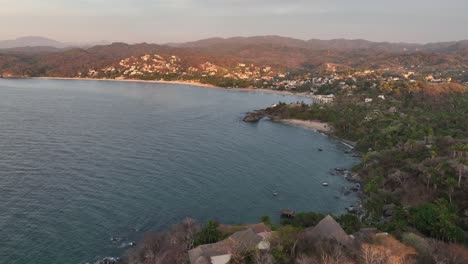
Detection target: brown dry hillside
<box><xmin>1</xmin><ymin>36</ymin><xmax>467</xmax><ymax>77</ymax></box>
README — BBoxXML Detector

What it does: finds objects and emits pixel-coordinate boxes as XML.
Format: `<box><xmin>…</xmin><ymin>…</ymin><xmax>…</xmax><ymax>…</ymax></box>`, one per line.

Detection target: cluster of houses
<box><xmin>425</xmin><ymin>75</ymin><xmax>452</xmax><ymax>83</ymax></box>
<box><xmin>84</xmin><ymin>54</ymin><xmax>183</xmax><ymax>78</ymax></box>
<box><xmin>84</xmin><ymin>54</ymin><xmax>285</xmax><ymax>84</ymax></box>
<box><xmin>223</xmin><ymin>63</ymin><xmax>277</xmax><ymax>81</ymax></box>
<box><xmin>114</xmin><ymin>54</ymin><xmax>182</xmax><ymax>76</ymax></box>
<box><xmin>77</xmin><ymin>54</ymin><xmax>464</xmax><ymax>93</ymax></box>
<box><xmin>188</xmin><ymin>215</ymin><xmax>355</xmax><ymax>264</ymax></box>
<box><xmin>189</xmin><ymin>223</ymin><xmax>272</xmax><ymax>264</ymax></box>
<box><xmin>363</xmin><ymin>94</ymin><xmax>386</xmax><ymax>103</ymax></box>
<box><xmin>188</xmin><ymin>215</ymin><xmax>404</xmax><ymax>264</ymax></box>
<box><xmin>310</xmin><ymin>94</ymin><xmax>335</xmax><ymax>104</ymax></box>
<box><xmin>304</xmin><ymin>68</ymin><xmax>456</xmax><ymax>90</ymax></box>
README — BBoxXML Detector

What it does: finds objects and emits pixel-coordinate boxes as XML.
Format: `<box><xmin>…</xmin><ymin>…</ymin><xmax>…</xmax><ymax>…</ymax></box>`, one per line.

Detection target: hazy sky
<box><xmin>1</xmin><ymin>0</ymin><xmax>467</xmax><ymax>43</ymax></box>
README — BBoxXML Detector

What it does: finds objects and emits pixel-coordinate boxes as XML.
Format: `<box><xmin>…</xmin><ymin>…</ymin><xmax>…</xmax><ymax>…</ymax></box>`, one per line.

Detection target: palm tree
<box><xmin>362</xmin><ymin>152</ymin><xmax>370</xmax><ymax>168</ymax></box>
<box><xmin>451</xmin><ymin>144</ymin><xmax>468</xmax><ymax>187</ymax></box>
<box><xmin>445</xmin><ymin>177</ymin><xmax>457</xmax><ymax>204</ymax></box>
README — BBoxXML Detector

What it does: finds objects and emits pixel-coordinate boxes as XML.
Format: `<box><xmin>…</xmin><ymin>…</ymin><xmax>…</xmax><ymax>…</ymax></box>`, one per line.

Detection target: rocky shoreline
<box><xmin>331</xmin><ymin>167</ymin><xmax>365</xmax><ymax>214</ymax></box>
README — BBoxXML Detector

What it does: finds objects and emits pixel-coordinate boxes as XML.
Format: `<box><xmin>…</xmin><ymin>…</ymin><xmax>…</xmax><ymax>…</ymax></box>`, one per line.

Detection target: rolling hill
<box><xmin>0</xmin><ymin>36</ymin><xmax>467</xmax><ymax>78</ymax></box>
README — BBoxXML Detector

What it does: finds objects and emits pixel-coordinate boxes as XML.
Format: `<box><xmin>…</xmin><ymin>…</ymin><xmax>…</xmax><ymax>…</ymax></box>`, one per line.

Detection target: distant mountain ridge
<box><xmin>1</xmin><ymin>35</ymin><xmax>467</xmax><ymax>79</ymax></box>
<box><xmin>0</xmin><ymin>36</ymin><xmax>110</xmax><ymax>50</ymax></box>
<box><xmin>168</xmin><ymin>35</ymin><xmax>468</xmax><ymax>54</ymax></box>
<box><xmin>0</xmin><ymin>36</ymin><xmax>67</xmax><ymax>49</ymax></box>
<box><xmin>2</xmin><ymin>35</ymin><xmax>467</xmax><ymax>53</ymax></box>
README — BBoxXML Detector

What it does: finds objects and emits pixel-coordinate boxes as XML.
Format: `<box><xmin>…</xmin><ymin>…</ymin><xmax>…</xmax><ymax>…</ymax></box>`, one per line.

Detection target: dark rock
<box><xmin>347</xmin><ymin>206</ymin><xmax>357</xmax><ymax>213</ymax></box>
<box><xmin>335</xmin><ymin>168</ymin><xmax>347</xmax><ymax>172</ymax></box>
<box><xmin>345</xmin><ymin>173</ymin><xmax>362</xmax><ymax>183</ymax></box>
<box><xmin>243</xmin><ymin>111</ymin><xmax>266</xmax><ymax>122</ymax></box>
<box><xmin>350</xmin><ymin>183</ymin><xmax>361</xmax><ymax>192</ymax></box>
<box><xmin>358</xmin><ymin>228</ymin><xmax>378</xmax><ymax>239</ymax></box>
<box><xmin>383</xmin><ymin>204</ymin><xmax>396</xmax><ymax>217</ymax></box>
<box><xmin>336</xmin><ymin>169</ymin><xmax>353</xmax><ymax>179</ymax></box>
<box><xmin>95</xmin><ymin>257</ymin><xmax>120</xmax><ymax>264</ymax></box>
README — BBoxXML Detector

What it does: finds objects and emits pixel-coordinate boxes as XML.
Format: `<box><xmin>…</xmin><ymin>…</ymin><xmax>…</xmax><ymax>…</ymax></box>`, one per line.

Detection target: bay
<box><xmin>0</xmin><ymin>79</ymin><xmax>358</xmax><ymax>264</ymax></box>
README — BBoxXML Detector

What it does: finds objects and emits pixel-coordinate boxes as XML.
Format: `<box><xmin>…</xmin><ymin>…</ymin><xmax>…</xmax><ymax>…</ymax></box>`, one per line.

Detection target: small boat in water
<box><xmin>322</xmin><ymin>182</ymin><xmax>329</xmax><ymax>186</ymax></box>
<box><xmin>120</xmin><ymin>242</ymin><xmax>137</xmax><ymax>248</ymax></box>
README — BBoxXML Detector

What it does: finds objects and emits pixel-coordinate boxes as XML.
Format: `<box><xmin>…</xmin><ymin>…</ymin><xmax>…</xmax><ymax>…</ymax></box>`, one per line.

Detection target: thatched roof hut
<box><xmin>188</xmin><ymin>225</ymin><xmax>272</xmax><ymax>264</ymax></box>
<box><xmin>188</xmin><ymin>242</ymin><xmax>230</xmax><ymax>264</ymax></box>
<box><xmin>303</xmin><ymin>215</ymin><xmax>352</xmax><ymax>245</ymax></box>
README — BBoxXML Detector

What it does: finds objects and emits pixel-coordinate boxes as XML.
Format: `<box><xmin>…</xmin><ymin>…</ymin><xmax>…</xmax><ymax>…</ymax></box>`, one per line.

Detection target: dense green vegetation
<box><xmin>410</xmin><ymin>199</ymin><xmax>465</xmax><ymax>242</ymax></box>
<box><xmin>279</xmin><ymin>212</ymin><xmax>362</xmax><ymax>235</ymax></box>
<box><xmin>193</xmin><ymin>220</ymin><xmax>223</xmax><ymax>246</ymax></box>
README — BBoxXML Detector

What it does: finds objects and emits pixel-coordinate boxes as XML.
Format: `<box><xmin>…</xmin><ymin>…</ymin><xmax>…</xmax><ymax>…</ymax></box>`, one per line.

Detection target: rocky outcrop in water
<box><xmin>243</xmin><ymin>110</ymin><xmax>267</xmax><ymax>122</ymax></box>
<box><xmin>242</xmin><ymin>102</ymin><xmax>313</xmax><ymax>123</ymax></box>
<box><xmin>242</xmin><ymin>103</ymin><xmax>292</xmax><ymax>122</ymax></box>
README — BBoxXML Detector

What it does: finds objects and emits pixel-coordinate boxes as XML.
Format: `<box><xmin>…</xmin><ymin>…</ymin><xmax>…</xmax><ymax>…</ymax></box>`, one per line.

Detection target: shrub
<box><xmin>260</xmin><ymin>215</ymin><xmax>274</xmax><ymax>229</ymax></box>
<box><xmin>281</xmin><ymin>212</ymin><xmax>325</xmax><ymax>228</ymax></box>
<box><xmin>194</xmin><ymin>220</ymin><xmax>222</xmax><ymax>246</ymax></box>
<box><xmin>410</xmin><ymin>199</ymin><xmax>464</xmax><ymax>242</ymax></box>
<box><xmin>379</xmin><ymin>206</ymin><xmax>409</xmax><ymax>233</ymax></box>
<box><xmin>336</xmin><ymin>213</ymin><xmax>362</xmax><ymax>234</ymax></box>
<box><xmin>270</xmin><ymin>225</ymin><xmax>301</xmax><ymax>263</ymax></box>
<box><xmin>401</xmin><ymin>232</ymin><xmax>431</xmax><ymax>262</ymax></box>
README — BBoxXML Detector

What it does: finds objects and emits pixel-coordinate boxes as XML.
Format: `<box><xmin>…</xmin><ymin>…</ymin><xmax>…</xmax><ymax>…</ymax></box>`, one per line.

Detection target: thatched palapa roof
<box><xmin>303</xmin><ymin>215</ymin><xmax>352</xmax><ymax>245</ymax></box>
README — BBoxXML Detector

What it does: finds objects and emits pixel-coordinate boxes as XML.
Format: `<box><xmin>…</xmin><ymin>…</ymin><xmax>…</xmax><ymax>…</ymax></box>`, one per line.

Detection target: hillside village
<box><xmin>75</xmin><ymin>53</ymin><xmax>466</xmax><ymax>99</ymax></box>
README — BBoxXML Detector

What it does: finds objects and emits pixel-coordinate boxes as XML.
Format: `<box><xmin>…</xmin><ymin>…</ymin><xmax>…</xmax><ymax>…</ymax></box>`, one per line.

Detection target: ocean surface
<box><xmin>0</xmin><ymin>79</ymin><xmax>359</xmax><ymax>264</ymax></box>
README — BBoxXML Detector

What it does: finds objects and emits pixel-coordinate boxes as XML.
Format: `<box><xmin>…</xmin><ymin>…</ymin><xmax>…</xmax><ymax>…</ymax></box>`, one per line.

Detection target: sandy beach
<box><xmin>278</xmin><ymin>119</ymin><xmax>332</xmax><ymax>133</ymax></box>
<box><xmin>278</xmin><ymin>119</ymin><xmax>357</xmax><ymax>148</ymax></box>
<box><xmin>33</xmin><ymin>77</ymin><xmax>309</xmax><ymax>97</ymax></box>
